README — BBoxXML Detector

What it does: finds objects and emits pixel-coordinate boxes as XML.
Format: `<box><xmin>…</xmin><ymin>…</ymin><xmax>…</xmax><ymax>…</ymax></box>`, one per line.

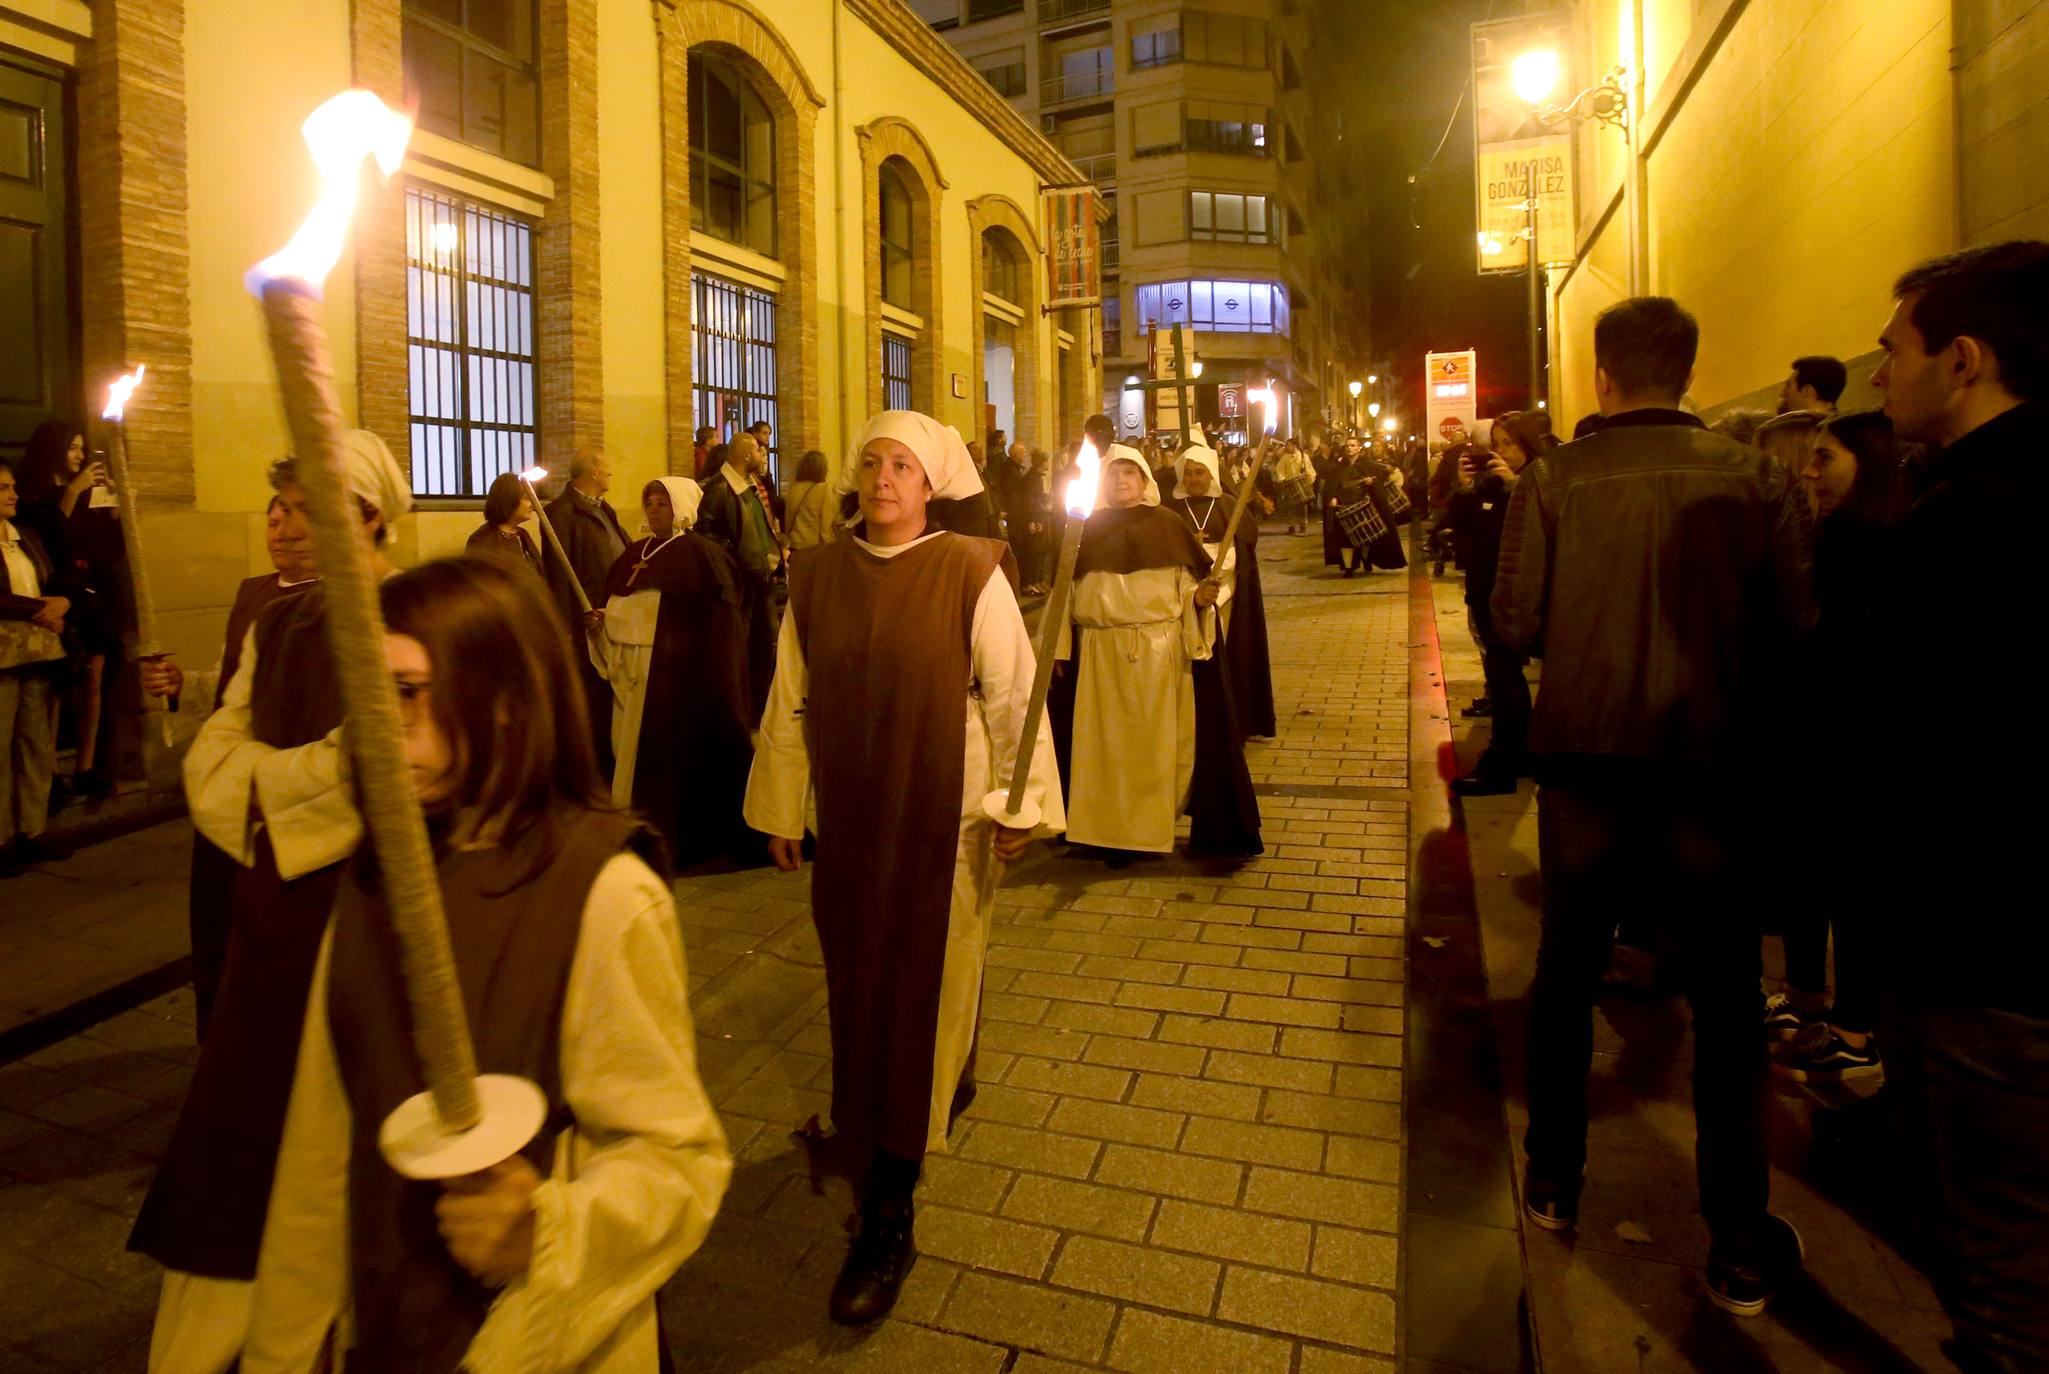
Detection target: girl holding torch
<box><xmin>241</xmin><ymin>558</ymin><xmax>730</xmax><ymax>1372</ymax></box>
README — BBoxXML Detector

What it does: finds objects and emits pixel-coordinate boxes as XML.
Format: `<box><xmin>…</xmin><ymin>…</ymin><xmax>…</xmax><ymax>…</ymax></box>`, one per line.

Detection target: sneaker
<box><xmin>1522</xmin><ymin>1167</ymin><xmax>1581</xmax><ymax>1232</ymax></box>
<box><xmin>1706</xmin><ymin>1213</ymin><xmax>1803</xmax><ymax>1316</ymax></box>
<box><xmin>1762</xmin><ymin>992</ymin><xmax>1825</xmax><ymax>1040</ymax></box>
<box><xmin>1774</xmin><ymin>1024</ymin><xmax>1882</xmax><ymax>1083</ymax></box>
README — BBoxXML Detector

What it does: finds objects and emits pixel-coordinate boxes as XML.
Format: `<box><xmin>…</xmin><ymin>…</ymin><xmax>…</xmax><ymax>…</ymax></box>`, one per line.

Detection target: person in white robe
<box><xmin>744</xmin><ymin>410</ymin><xmax>1063</xmax><ymax>1326</ymax></box>
<box><xmin>1060</xmin><ymin>449</ymin><xmax>1219</xmax><ymax>854</ymax></box>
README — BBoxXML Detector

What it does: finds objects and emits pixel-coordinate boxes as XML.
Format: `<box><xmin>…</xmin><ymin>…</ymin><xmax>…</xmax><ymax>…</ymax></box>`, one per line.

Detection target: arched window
<box><xmin>879</xmin><ymin>163</ymin><xmax>914</xmax><ymax>310</ymax></box>
<box><xmin>982</xmin><ymin>232</ymin><xmax>1023</xmax><ymax>308</ymax></box>
<box><xmin>689</xmin><ymin>51</ymin><xmax>776</xmax><ymax>257</ymax></box>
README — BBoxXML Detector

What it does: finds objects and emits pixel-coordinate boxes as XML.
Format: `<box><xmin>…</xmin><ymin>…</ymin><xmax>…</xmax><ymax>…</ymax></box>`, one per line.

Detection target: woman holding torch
<box><xmin>240</xmin><ymin>557</ymin><xmax>729</xmax><ymax>1372</ymax></box>
<box><xmin>744</xmin><ymin>410</ymin><xmax>1063</xmax><ymax>1327</ymax></box>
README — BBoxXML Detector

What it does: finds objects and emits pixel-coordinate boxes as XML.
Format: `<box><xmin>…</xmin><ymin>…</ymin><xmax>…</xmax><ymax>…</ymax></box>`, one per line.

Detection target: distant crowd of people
<box><xmin>1427</xmin><ymin>241</ymin><xmax>2046</xmax><ymax>1369</ymax></box>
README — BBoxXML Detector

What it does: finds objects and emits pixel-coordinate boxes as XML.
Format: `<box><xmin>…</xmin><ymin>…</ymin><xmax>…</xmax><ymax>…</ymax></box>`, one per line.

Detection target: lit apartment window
<box><xmin>403</xmin><ymin>0</ymin><xmax>540</xmax><ymax>168</ymax></box>
<box><xmin>1134</xmin><ymin>279</ymin><xmax>1289</xmax><ymax>335</ymax></box>
<box><xmin>1190</xmin><ymin>191</ymin><xmax>1275</xmax><ymax>245</ymax></box>
<box><xmin>1186</xmin><ymin>101</ymin><xmax>1269</xmax><ymax>156</ymax></box>
<box><xmin>974</xmin><ymin>49</ymin><xmax>1027</xmax><ymax>97</ymax></box>
<box><xmin>689</xmin><ymin>52</ymin><xmax>778</xmax><ymax>258</ymax></box>
<box><xmin>404</xmin><ymin>186</ymin><xmax>539</xmax><ymax>497</ymax></box>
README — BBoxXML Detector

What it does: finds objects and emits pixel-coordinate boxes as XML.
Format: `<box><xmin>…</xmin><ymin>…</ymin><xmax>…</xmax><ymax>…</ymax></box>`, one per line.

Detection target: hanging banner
<box><xmin>1471</xmin><ymin>12</ymin><xmax>1574</xmax><ymax>275</ymax></box>
<box><xmin>1045</xmin><ymin>187</ymin><xmax>1103</xmax><ymax>309</ymax></box>
<box><xmin>1425</xmin><ymin>350</ymin><xmax>1479</xmax><ymax>446</ymax></box>
<box><xmin>1476</xmin><ymin>137</ymin><xmax>1573</xmax><ymax>274</ymax></box>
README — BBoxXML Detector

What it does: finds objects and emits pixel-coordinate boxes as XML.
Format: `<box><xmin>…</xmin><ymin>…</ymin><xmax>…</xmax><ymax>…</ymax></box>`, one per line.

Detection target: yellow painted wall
<box><xmin>596</xmin><ymin>0</ymin><xmax>670</xmax><ymax>513</ymax></box>
<box><xmin>1555</xmin><ymin>0</ymin><xmax>1955</xmax><ymax>420</ymax></box>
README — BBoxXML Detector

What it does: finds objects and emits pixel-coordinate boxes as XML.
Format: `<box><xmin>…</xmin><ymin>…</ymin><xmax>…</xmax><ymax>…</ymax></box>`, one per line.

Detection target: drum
<box><xmin>1336</xmin><ymin>497</ymin><xmax>1387</xmax><ymax>549</ymax></box>
<box><xmin>1377</xmin><ymin>474</ymin><xmax>1412</xmax><ymax>523</ymax></box>
<box><xmin>1280</xmin><ymin>474</ymin><xmax>1316</xmax><ymax>509</ymax></box>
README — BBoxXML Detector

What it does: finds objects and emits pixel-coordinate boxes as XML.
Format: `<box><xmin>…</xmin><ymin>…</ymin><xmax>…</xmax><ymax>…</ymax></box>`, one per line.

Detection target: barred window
<box><xmin>882</xmin><ymin>333</ymin><xmax>913</xmax><ymax>413</ymax></box>
<box><xmin>405</xmin><ymin>186</ymin><xmax>538</xmax><ymax>497</ymax></box>
<box><xmin>692</xmin><ymin>269</ymin><xmax>782</xmax><ymax>483</ymax></box>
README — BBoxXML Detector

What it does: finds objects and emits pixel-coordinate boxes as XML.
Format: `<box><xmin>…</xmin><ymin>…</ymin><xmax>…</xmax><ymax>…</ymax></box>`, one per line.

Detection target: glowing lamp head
<box><xmin>1368</xmin><ymin>402</ymin><xmax>1382</xmax><ymax>418</ymax></box>
<box><xmin>1189</xmin><ymin>361</ymin><xmax>1204</xmax><ymax>379</ymax></box>
<box><xmin>1512</xmin><ymin>49</ymin><xmax>1564</xmax><ymax>107</ymax></box>
<box><xmin>1383</xmin><ymin>418</ymin><xmax>1399</xmax><ymax>434</ymax></box>
<box><xmin>1065</xmin><ymin>438</ymin><xmax>1102</xmax><ymax>518</ymax></box>
<box><xmin>102</xmin><ymin>365</ymin><xmax>147</xmax><ymax>423</ymax></box>
<box><xmin>1368</xmin><ymin>374</ymin><xmax>1379</xmax><ymax>385</ymax></box>
<box><xmin>249</xmin><ymin>90</ymin><xmax>413</xmax><ymax>295</ymax></box>
<box><xmin>519</xmin><ymin>466</ymin><xmax>550</xmax><ymax>485</ymax></box>
<box><xmin>1348</xmin><ymin>381</ymin><xmax>1363</xmax><ymax>398</ymax></box>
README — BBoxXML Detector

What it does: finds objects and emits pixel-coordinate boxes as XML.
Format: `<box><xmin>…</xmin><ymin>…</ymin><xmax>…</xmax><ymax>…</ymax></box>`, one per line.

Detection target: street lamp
<box><xmin>1521</xmin><ymin>52</ymin><xmax>1637</xmax><ymax>293</ymax></box>
<box><xmin>1382</xmin><ymin>417</ymin><xmax>1398</xmax><ymax>436</ymax></box>
<box><xmin>1347</xmin><ymin>379</ymin><xmax>1363</xmax><ymax>428</ymax></box>
<box><xmin>1367</xmin><ymin>401</ymin><xmax>1381</xmax><ymax>420</ymax></box>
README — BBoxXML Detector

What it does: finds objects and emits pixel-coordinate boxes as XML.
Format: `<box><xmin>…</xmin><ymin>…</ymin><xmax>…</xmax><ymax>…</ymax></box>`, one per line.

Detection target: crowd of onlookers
<box><xmin>1427</xmin><ymin>242</ymin><xmax>2046</xmax><ymax>1367</ymax></box>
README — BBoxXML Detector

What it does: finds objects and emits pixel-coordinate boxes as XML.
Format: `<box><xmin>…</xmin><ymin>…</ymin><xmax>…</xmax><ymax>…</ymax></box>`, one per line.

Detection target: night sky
<box><xmin>1308</xmin><ymin>0</ymin><xmax>1534</xmax><ymax>427</ymax></box>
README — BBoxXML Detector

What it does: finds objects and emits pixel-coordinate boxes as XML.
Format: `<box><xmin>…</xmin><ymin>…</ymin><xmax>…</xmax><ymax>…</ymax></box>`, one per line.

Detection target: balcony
<box><xmin>1041</xmin><ymin>67</ymin><xmax>1113</xmax><ymax>107</ymax></box>
<box><xmin>1040</xmin><ymin>0</ymin><xmax>1110</xmax><ymax>26</ymax></box>
<box><xmin>1101</xmin><ymin>234</ymin><xmax>1120</xmax><ymax>273</ymax></box>
<box><xmin>1067</xmin><ymin>152</ymin><xmax>1117</xmax><ymax>187</ymax></box>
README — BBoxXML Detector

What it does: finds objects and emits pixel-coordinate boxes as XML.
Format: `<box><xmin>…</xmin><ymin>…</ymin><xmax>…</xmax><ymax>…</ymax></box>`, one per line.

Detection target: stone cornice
<box><xmin>845</xmin><ymin>0</ymin><xmax>1083</xmax><ymax>189</ymax></box>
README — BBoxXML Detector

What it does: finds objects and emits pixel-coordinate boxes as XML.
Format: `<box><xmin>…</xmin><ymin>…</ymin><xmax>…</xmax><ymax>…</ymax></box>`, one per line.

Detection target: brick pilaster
<box><xmin>78</xmin><ymin>0</ymin><xmax>193</xmax><ymax>509</ymax></box>
<box><xmin>537</xmin><ymin>0</ymin><xmax>605</xmax><ymax>465</ymax></box>
<box><xmin>350</xmin><ymin>0</ymin><xmax>409</xmax><ymax>460</ymax></box>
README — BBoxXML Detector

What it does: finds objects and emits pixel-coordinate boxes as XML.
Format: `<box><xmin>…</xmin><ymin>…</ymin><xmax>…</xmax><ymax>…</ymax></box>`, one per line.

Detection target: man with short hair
<box><xmin>1864</xmin><ymin>240</ymin><xmax>2048</xmax><ymax>1373</ymax></box>
<box><xmin>696</xmin><ymin>432</ymin><xmax>781</xmax><ymax>718</ymax></box>
<box><xmin>1778</xmin><ymin>355</ymin><xmax>1848</xmax><ymax>413</ymax></box>
<box><xmin>1492</xmin><ymin>297</ymin><xmax>1813</xmax><ymax>1316</ymax></box>
<box><xmin>544</xmin><ymin>446</ymin><xmax>629</xmax><ymax>770</ymax></box>
<box><xmin>693</xmin><ymin>425</ymin><xmax>717</xmax><ymax>478</ymax></box>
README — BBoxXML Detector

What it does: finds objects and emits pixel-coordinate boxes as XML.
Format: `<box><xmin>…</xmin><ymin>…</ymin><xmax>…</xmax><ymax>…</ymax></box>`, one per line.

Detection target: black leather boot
<box><xmin>830</xmin><ymin>1197</ymin><xmax>916</xmax><ymax>1325</ymax></box>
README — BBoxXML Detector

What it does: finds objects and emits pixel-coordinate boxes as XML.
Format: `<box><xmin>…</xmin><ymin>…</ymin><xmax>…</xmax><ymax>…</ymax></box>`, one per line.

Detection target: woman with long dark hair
<box><xmin>240</xmin><ymin>556</ymin><xmax>730</xmax><ymax>1372</ymax></box>
<box><xmin>17</xmin><ymin>418</ymin><xmax>123</xmax><ymax>794</ymax></box>
<box><xmin>1769</xmin><ymin>410</ymin><xmax>1899</xmax><ymax>1082</ymax></box>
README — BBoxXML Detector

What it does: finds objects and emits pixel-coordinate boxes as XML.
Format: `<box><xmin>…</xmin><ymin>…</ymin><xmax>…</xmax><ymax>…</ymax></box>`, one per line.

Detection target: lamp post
<box><xmin>1348</xmin><ymin>379</ymin><xmax>1363</xmax><ymax>429</ymax></box>
<box><xmin>1517</xmin><ymin>49</ymin><xmax>1637</xmax><ymax>295</ymax></box>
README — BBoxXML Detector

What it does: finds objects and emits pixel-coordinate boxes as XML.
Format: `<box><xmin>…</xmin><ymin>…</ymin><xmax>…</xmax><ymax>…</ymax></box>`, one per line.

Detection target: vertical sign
<box><xmin>1471</xmin><ymin>12</ymin><xmax>1574</xmax><ymax>274</ymax></box>
<box><xmin>1425</xmin><ymin>350</ymin><xmax>1479</xmax><ymax>445</ymax></box>
<box><xmin>1217</xmin><ymin>383</ymin><xmax>1243</xmax><ymax>419</ymax></box>
<box><xmin>1045</xmin><ymin>187</ymin><xmax>1103</xmax><ymax>309</ymax></box>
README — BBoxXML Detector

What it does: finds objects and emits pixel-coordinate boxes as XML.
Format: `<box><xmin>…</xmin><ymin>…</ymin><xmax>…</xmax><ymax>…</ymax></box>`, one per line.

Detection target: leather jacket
<box><xmin>1490</xmin><ymin>409</ymin><xmax>1813</xmax><ymax>767</ymax></box>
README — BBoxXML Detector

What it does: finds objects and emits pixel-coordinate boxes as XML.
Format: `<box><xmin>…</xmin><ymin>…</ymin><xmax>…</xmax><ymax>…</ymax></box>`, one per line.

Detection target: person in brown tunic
<box><xmin>142</xmin><ymin>486</ymin><xmax>320</xmax><ymax>1034</ymax></box>
<box><xmin>240</xmin><ymin>557</ymin><xmax>729</xmax><ymax>1373</ymax></box>
<box><xmin>130</xmin><ymin>431</ymin><xmax>411</xmax><ymax>1373</ymax></box>
<box><xmin>744</xmin><ymin>411</ymin><xmax>1063</xmax><ymax>1326</ymax></box>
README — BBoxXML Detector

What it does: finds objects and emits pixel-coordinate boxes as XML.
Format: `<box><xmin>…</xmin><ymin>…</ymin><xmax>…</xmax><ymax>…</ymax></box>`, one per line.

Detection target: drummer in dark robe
<box><xmin>140</xmin><ymin>485</ymin><xmax>320</xmax><ymax>1035</ymax></box>
<box><xmin>1058</xmin><ymin>449</ymin><xmax>1261</xmax><ymax>859</ymax></box>
<box><xmin>1357</xmin><ymin>443</ymin><xmax>1413</xmax><ymax>571</ymax></box>
<box><xmin>745</xmin><ymin>410</ymin><xmax>1062</xmax><ymax>1327</ymax></box>
<box><xmin>1166</xmin><ymin>442</ymin><xmax>1277</xmax><ymax>741</ymax></box>
<box><xmin>590</xmin><ymin>476</ymin><xmax>756</xmax><ymax>871</ymax></box>
<box><xmin>129</xmin><ymin>430</ymin><xmax>409</xmax><ymax>1372</ymax></box>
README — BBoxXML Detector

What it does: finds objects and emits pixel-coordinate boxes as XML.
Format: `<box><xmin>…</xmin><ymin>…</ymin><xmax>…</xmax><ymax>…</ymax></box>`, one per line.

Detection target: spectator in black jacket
<box><xmin>1861</xmin><ymin>241</ymin><xmax>2048</xmax><ymax>1372</ymax></box>
<box><xmin>1491</xmin><ymin>296</ymin><xmax>1813</xmax><ymax>1316</ymax></box>
<box><xmin>1450</xmin><ymin>411</ymin><xmax>1551</xmax><ymax>795</ymax></box>
<box><xmin>543</xmin><ymin>447</ymin><xmax>629</xmax><ymax>771</ymax></box>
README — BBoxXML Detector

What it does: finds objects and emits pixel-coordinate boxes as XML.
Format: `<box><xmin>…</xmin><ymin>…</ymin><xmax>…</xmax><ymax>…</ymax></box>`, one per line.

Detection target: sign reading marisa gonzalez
<box><xmin>1045</xmin><ymin>187</ymin><xmax>1103</xmax><ymax>309</ymax></box>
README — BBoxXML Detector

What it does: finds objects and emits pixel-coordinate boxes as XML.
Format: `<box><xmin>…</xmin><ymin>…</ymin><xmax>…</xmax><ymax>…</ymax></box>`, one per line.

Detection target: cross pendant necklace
<box><xmin>624</xmin><ymin>533</ymin><xmax>682</xmax><ymax>589</ymax></box>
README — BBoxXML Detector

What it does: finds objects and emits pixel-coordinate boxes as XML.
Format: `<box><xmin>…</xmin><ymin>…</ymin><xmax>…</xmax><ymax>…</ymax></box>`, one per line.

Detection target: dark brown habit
<box><xmin>186</xmin><ymin>572</ymin><xmax>317</xmax><ymax>1037</ymax></box>
<box><xmin>789</xmin><ymin>533</ymin><xmax>1009</xmax><ymax>1160</ymax></box>
<box><xmin>131</xmin><ymin>590</ymin><xmax>347</xmax><ymax>1278</ymax></box>
<box><xmin>326</xmin><ymin>807</ymin><xmax>658</xmax><ymax>1372</ymax></box>
<box><xmin>599</xmin><ymin>532</ymin><xmax>755</xmax><ymax>871</ymax></box>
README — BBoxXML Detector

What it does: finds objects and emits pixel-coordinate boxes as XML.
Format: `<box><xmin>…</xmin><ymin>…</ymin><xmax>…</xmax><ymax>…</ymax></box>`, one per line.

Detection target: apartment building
<box><xmin>911</xmin><ymin>0</ymin><xmax>1342</xmax><ymax>440</ymax></box>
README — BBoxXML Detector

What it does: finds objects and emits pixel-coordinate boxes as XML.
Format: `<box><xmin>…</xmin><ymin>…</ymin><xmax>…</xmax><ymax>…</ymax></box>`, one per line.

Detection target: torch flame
<box><xmin>519</xmin><ymin>466</ymin><xmax>550</xmax><ymax>484</ymax></box>
<box><xmin>249</xmin><ymin>90</ymin><xmax>413</xmax><ymax>295</ymax></box>
<box><xmin>1064</xmin><ymin>438</ymin><xmax>1102</xmax><ymax>518</ymax></box>
<box><xmin>102</xmin><ymin>365</ymin><xmax>147</xmax><ymax>423</ymax></box>
<box><xmin>1247</xmin><ymin>382</ymin><xmax>1279</xmax><ymax>436</ymax></box>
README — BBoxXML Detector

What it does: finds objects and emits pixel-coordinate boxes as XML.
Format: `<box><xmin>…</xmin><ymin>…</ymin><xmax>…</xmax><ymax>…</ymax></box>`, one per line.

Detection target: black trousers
<box><xmin>1877</xmin><ymin>994</ymin><xmax>2049</xmax><ymax>1373</ymax></box>
<box><xmin>1474</xmin><ymin>626</ymin><xmax>1528</xmax><ymax>768</ymax></box>
<box><xmin>1524</xmin><ymin>776</ymin><xmax>1771</xmax><ymax>1249</ymax></box>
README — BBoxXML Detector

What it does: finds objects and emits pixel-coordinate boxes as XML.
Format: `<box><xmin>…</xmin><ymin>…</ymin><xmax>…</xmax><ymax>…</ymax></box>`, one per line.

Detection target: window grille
<box><xmin>692</xmin><ymin>269</ymin><xmax>782</xmax><ymax>484</ymax></box>
<box><xmin>405</xmin><ymin>185</ymin><xmax>538</xmax><ymax>497</ymax></box>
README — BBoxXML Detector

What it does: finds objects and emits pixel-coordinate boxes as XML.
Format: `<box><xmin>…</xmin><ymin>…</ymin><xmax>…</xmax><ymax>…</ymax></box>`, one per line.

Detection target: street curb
<box><xmin>0</xmin><ymin>957</ymin><xmax>193</xmax><ymax>1066</ymax></box>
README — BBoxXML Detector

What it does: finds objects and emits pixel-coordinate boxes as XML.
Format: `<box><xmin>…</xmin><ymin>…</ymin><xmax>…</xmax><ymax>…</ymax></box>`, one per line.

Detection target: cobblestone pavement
<box><xmin>0</xmin><ymin>529</ymin><xmax>1414</xmax><ymax>1373</ymax></box>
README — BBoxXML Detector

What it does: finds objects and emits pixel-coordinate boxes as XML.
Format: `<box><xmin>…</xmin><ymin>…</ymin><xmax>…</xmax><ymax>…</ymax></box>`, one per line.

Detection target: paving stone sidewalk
<box><xmin>661</xmin><ymin>532</ymin><xmax>1412</xmax><ymax>1372</ymax></box>
<box><xmin>0</xmin><ymin>529</ymin><xmax>1415</xmax><ymax>1373</ymax></box>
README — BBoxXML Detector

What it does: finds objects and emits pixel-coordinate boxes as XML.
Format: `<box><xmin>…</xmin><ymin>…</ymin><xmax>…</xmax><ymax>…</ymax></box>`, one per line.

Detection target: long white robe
<box><xmin>742</xmin><ymin>532</ymin><xmax>1064</xmax><ymax>1154</ymax></box>
<box><xmin>1061</xmin><ymin>565</ymin><xmax>1215</xmax><ymax>853</ymax></box>
<box><xmin>587</xmin><ymin>587</ymin><xmax>661</xmax><ymax>808</ymax></box>
<box><xmin>240</xmin><ymin>852</ymin><xmax>732</xmax><ymax>1374</ymax></box>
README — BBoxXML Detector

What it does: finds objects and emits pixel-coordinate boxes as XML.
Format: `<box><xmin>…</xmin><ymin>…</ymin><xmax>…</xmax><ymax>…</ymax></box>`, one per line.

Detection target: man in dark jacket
<box><xmin>544</xmin><ymin>447</ymin><xmax>628</xmax><ymax>772</ymax></box>
<box><xmin>1862</xmin><ymin>241</ymin><xmax>2048</xmax><ymax>1373</ymax></box>
<box><xmin>1491</xmin><ymin>296</ymin><xmax>1813</xmax><ymax>1315</ymax></box>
